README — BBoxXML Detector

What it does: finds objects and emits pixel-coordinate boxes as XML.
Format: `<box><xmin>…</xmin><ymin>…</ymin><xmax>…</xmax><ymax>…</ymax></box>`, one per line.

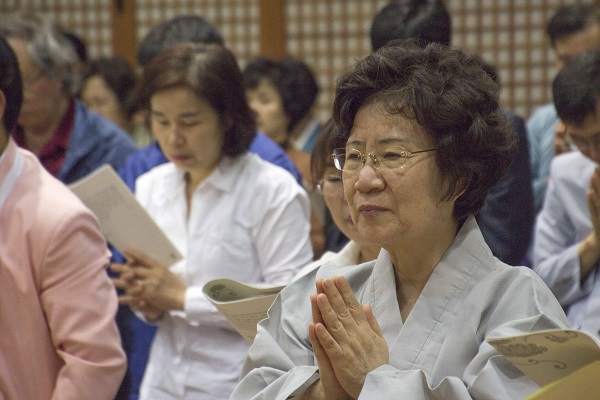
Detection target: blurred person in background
<box><xmin>244</xmin><ymin>56</ymin><xmax>326</xmax><ymax>258</ymax></box>
<box><xmin>294</xmin><ymin>118</ymin><xmax>380</xmax><ymax>281</ymax></box>
<box><xmin>527</xmin><ymin>2</ymin><xmax>600</xmax><ymax>214</ymax></box>
<box><xmin>0</xmin><ymin>12</ymin><xmax>136</xmax><ymax>184</ymax></box>
<box><xmin>80</xmin><ymin>56</ymin><xmax>152</xmax><ymax>147</ymax></box>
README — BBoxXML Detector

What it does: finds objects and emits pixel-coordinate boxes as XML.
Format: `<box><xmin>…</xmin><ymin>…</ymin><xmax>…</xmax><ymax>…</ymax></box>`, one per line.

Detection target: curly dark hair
<box><xmin>135</xmin><ymin>43</ymin><xmax>256</xmax><ymax>157</ymax></box>
<box><xmin>333</xmin><ymin>40</ymin><xmax>515</xmax><ymax>221</ymax></box>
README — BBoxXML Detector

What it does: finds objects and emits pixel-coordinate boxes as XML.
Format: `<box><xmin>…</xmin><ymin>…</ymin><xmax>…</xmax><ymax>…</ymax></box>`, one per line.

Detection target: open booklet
<box><xmin>68</xmin><ymin>164</ymin><xmax>182</xmax><ymax>266</ymax></box>
<box><xmin>486</xmin><ymin>328</ymin><xmax>600</xmax><ymax>399</ymax></box>
<box><xmin>202</xmin><ymin>278</ymin><xmax>285</xmax><ymax>343</ymax></box>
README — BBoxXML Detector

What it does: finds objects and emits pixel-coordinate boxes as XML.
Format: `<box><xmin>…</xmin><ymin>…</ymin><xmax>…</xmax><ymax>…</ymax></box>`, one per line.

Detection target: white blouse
<box><xmin>135</xmin><ymin>153</ymin><xmax>313</xmax><ymax>400</ymax></box>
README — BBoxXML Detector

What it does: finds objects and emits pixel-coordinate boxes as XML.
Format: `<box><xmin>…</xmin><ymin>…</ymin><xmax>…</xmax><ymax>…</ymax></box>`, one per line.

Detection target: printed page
<box><xmin>487</xmin><ymin>329</ymin><xmax>600</xmax><ymax>387</ymax></box>
<box><xmin>203</xmin><ymin>279</ymin><xmax>285</xmax><ymax>343</ymax></box>
<box><xmin>68</xmin><ymin>164</ymin><xmax>182</xmax><ymax>266</ymax></box>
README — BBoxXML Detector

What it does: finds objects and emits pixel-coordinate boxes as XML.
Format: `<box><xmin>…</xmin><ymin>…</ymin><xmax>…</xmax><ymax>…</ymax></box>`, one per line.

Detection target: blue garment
<box><xmin>58</xmin><ymin>100</ymin><xmax>137</xmax><ymax>184</ymax></box>
<box><xmin>476</xmin><ymin>110</ymin><xmax>534</xmax><ymax>266</ymax></box>
<box><xmin>114</xmin><ymin>131</ymin><xmax>301</xmax><ymax>400</ymax></box>
<box><xmin>533</xmin><ymin>150</ymin><xmax>600</xmax><ymax>340</ymax></box>
<box><xmin>526</xmin><ymin>103</ymin><xmax>559</xmax><ymax>215</ymax></box>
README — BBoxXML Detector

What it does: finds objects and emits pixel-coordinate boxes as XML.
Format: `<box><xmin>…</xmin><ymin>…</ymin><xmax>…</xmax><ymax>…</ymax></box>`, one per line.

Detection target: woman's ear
<box><xmin>0</xmin><ymin>90</ymin><xmax>6</xmax><ymax>131</ymax></box>
<box><xmin>451</xmin><ymin>174</ymin><xmax>471</xmax><ymax>203</ymax></box>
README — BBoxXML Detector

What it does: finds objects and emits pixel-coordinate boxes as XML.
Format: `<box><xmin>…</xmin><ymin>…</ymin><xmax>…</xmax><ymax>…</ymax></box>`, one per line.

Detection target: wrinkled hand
<box><xmin>309</xmin><ymin>277</ymin><xmax>388</xmax><ymax>399</ymax></box>
<box><xmin>111</xmin><ymin>248</ymin><xmax>186</xmax><ymax>319</ymax></box>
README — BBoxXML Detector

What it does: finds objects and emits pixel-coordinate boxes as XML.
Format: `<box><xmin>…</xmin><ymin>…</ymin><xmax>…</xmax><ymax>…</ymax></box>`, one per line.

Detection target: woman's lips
<box><xmin>357</xmin><ymin>204</ymin><xmax>386</xmax><ymax>215</ymax></box>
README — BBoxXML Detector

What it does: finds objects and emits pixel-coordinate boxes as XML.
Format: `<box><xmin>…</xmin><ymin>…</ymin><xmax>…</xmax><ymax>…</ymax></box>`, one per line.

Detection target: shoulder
<box><xmin>73</xmin><ymin>101</ymin><xmax>136</xmax><ymax>149</ymax></box>
<box><xmin>550</xmin><ymin>151</ymin><xmax>593</xmax><ymax>180</ymax></box>
<box><xmin>527</xmin><ymin>103</ymin><xmax>558</xmax><ymax>124</ymax></box>
<box><xmin>118</xmin><ymin>142</ymin><xmax>168</xmax><ymax>190</ymax></box>
<box><xmin>250</xmin><ymin>133</ymin><xmax>302</xmax><ymax>183</ymax></box>
<box><xmin>239</xmin><ymin>153</ymin><xmax>304</xmax><ymax>194</ymax></box>
<box><xmin>473</xmin><ymin>261</ymin><xmax>566</xmax><ymax>321</ymax></box>
<box><xmin>17</xmin><ymin>152</ymin><xmax>100</xmax><ymax>233</ymax></box>
<box><xmin>135</xmin><ymin>162</ymin><xmax>177</xmax><ymax>193</ymax></box>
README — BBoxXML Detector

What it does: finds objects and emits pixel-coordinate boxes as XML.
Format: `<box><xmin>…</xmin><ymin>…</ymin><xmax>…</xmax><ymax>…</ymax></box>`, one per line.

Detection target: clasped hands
<box><xmin>111</xmin><ymin>248</ymin><xmax>186</xmax><ymax>322</ymax></box>
<box><xmin>305</xmin><ymin>276</ymin><xmax>389</xmax><ymax>400</ymax></box>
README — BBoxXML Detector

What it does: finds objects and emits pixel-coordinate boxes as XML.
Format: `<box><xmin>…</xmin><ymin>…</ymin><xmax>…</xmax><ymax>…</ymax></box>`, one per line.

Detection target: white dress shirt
<box><xmin>136</xmin><ymin>153</ymin><xmax>313</xmax><ymax>400</ymax></box>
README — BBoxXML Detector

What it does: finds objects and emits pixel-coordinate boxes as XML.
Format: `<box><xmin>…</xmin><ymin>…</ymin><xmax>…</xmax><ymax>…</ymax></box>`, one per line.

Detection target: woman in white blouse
<box><xmin>112</xmin><ymin>43</ymin><xmax>313</xmax><ymax>400</ymax></box>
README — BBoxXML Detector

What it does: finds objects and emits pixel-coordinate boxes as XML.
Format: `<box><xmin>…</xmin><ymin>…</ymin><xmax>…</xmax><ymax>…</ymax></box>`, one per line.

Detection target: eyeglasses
<box><xmin>331</xmin><ymin>145</ymin><xmax>436</xmax><ymax>172</ymax></box>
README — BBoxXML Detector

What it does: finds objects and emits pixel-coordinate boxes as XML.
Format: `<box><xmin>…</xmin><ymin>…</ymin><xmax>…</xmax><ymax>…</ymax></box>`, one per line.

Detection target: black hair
<box><xmin>0</xmin><ymin>35</ymin><xmax>23</xmax><ymax>133</ymax></box>
<box><xmin>370</xmin><ymin>0</ymin><xmax>451</xmax><ymax>51</ymax></box>
<box><xmin>137</xmin><ymin>15</ymin><xmax>224</xmax><ymax>67</ymax></box>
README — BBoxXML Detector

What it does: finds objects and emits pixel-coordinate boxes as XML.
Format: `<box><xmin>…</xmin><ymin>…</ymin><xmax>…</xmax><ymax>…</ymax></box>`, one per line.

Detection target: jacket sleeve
<box><xmin>43</xmin><ymin>208</ymin><xmax>126</xmax><ymax>400</ymax></box>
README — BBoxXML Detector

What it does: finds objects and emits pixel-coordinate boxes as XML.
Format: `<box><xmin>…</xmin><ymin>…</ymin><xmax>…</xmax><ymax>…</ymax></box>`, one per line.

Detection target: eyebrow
<box><xmin>150</xmin><ymin>110</ymin><xmax>203</xmax><ymax>118</ymax></box>
<box><xmin>346</xmin><ymin>137</ymin><xmax>410</xmax><ymax>146</ymax></box>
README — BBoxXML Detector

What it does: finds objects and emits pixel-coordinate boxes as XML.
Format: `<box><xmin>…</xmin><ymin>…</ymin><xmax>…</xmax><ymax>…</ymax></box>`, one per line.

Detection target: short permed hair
<box><xmin>333</xmin><ymin>40</ymin><xmax>515</xmax><ymax>221</ymax></box>
<box><xmin>135</xmin><ymin>43</ymin><xmax>256</xmax><ymax>158</ymax></box>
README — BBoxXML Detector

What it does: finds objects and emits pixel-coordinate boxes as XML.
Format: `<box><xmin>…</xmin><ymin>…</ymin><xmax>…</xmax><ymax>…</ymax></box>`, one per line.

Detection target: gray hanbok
<box><xmin>231</xmin><ymin>217</ymin><xmax>568</xmax><ymax>399</ymax></box>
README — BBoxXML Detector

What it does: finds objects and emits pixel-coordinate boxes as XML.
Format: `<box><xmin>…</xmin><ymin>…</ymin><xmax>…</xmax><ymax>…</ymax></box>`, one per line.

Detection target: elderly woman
<box><xmin>111</xmin><ymin>43</ymin><xmax>313</xmax><ymax>400</ymax></box>
<box><xmin>231</xmin><ymin>42</ymin><xmax>568</xmax><ymax>399</ymax></box>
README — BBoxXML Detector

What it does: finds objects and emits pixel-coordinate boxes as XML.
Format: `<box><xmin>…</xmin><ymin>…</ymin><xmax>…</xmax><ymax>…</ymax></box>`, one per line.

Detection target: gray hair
<box><xmin>0</xmin><ymin>12</ymin><xmax>80</xmax><ymax>95</ymax></box>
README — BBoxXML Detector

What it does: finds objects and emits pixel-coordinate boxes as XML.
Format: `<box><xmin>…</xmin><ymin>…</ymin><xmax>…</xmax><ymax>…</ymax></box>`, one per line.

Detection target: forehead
<box><xmin>6</xmin><ymin>37</ymin><xmax>37</xmax><ymax>73</ymax></box>
<box><xmin>347</xmin><ymin>101</ymin><xmax>429</xmax><ymax>145</ymax></box>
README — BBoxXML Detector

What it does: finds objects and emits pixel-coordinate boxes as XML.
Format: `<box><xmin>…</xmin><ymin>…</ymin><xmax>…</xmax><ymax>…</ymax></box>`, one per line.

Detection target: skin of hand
<box><xmin>580</xmin><ymin>167</ymin><xmax>600</xmax><ymax>280</ymax></box>
<box><xmin>111</xmin><ymin>261</ymin><xmax>164</xmax><ymax>321</ymax></box>
<box><xmin>308</xmin><ymin>276</ymin><xmax>389</xmax><ymax>399</ymax></box>
<box><xmin>554</xmin><ymin>120</ymin><xmax>571</xmax><ymax>156</ymax></box>
<box><xmin>111</xmin><ymin>248</ymin><xmax>187</xmax><ymax>317</ymax></box>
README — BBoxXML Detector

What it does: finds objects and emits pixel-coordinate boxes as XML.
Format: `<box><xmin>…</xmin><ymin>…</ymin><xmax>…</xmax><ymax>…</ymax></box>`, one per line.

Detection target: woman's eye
<box><xmin>346</xmin><ymin>151</ymin><xmax>362</xmax><ymax>161</ymax></box>
<box><xmin>179</xmin><ymin>120</ymin><xmax>200</xmax><ymax>128</ymax></box>
<box><xmin>382</xmin><ymin>151</ymin><xmax>403</xmax><ymax>160</ymax></box>
<box><xmin>325</xmin><ymin>175</ymin><xmax>342</xmax><ymax>184</ymax></box>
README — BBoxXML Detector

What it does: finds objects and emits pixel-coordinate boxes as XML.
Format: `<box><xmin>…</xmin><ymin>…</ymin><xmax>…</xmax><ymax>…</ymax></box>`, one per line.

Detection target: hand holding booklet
<box><xmin>68</xmin><ymin>165</ymin><xmax>182</xmax><ymax>266</ymax></box>
<box><xmin>486</xmin><ymin>328</ymin><xmax>600</xmax><ymax>399</ymax></box>
<box><xmin>202</xmin><ymin>279</ymin><xmax>285</xmax><ymax>343</ymax></box>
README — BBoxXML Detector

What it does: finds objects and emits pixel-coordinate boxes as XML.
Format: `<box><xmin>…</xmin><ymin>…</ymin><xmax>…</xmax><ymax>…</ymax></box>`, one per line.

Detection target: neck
<box><xmin>23</xmin><ymin>97</ymin><xmax>70</xmax><ymax>154</ymax></box>
<box><xmin>358</xmin><ymin>244</ymin><xmax>380</xmax><ymax>264</ymax></box>
<box><xmin>0</xmin><ymin>130</ymin><xmax>8</xmax><ymax>155</ymax></box>
<box><xmin>389</xmin><ymin>216</ymin><xmax>458</xmax><ymax>319</ymax></box>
